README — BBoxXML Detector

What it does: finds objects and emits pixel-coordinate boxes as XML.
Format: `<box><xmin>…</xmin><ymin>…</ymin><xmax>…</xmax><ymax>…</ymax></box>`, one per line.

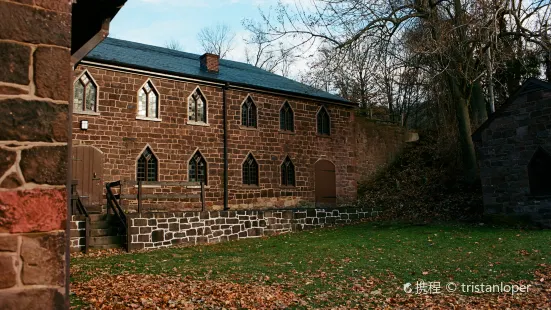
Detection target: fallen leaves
<box><xmin>72</xmin><ymin>274</ymin><xmax>300</xmax><ymax>309</ymax></box>
<box><xmin>71</xmin><ymin>264</ymin><xmax>551</xmax><ymax>309</ymax></box>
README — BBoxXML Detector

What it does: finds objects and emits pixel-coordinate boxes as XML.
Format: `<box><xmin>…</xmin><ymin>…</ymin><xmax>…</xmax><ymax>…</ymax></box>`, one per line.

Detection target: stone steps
<box><xmin>90</xmin><ymin>228</ymin><xmax>121</xmax><ymax>237</ymax></box>
<box><xmin>89</xmin><ymin>235</ymin><xmax>125</xmax><ymax>246</ymax></box>
<box><xmin>87</xmin><ymin>213</ymin><xmax>126</xmax><ymax>250</ymax></box>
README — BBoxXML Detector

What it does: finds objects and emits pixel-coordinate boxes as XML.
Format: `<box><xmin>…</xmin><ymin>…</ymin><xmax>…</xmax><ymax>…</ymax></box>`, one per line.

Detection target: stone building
<box><xmin>473</xmin><ymin>78</ymin><xmax>551</xmax><ymax>227</ymax></box>
<box><xmin>72</xmin><ymin>38</ymin><xmax>365</xmax><ymax>212</ymax></box>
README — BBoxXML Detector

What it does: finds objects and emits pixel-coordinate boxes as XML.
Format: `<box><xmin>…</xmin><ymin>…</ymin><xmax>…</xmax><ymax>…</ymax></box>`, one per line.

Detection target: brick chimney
<box><xmin>200</xmin><ymin>53</ymin><xmax>220</xmax><ymax>73</ymax></box>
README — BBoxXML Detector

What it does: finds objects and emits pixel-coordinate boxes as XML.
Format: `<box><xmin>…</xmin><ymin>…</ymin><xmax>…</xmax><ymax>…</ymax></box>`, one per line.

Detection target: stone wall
<box><xmin>354</xmin><ymin>118</ymin><xmax>408</xmax><ymax>184</ymax></box>
<box><xmin>0</xmin><ymin>0</ymin><xmax>71</xmax><ymax>308</ymax></box>
<box><xmin>72</xmin><ymin>63</ymin><xmax>412</xmax><ymax>212</ymax></box>
<box><xmin>124</xmin><ymin>207</ymin><xmax>380</xmax><ymax>251</ymax></box>
<box><xmin>72</xmin><ymin>64</ymin><xmax>358</xmax><ymax>211</ymax></box>
<box><xmin>70</xmin><ymin>216</ymin><xmax>87</xmax><ymax>252</ymax></box>
<box><xmin>474</xmin><ymin>84</ymin><xmax>551</xmax><ymax>227</ymax></box>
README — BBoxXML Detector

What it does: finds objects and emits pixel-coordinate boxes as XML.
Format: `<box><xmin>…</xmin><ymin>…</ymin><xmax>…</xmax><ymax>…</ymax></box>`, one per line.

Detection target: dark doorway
<box><xmin>528</xmin><ymin>147</ymin><xmax>551</xmax><ymax>196</ymax></box>
<box><xmin>72</xmin><ymin>145</ymin><xmax>104</xmax><ymax>210</ymax></box>
<box><xmin>315</xmin><ymin>159</ymin><xmax>336</xmax><ymax>207</ymax></box>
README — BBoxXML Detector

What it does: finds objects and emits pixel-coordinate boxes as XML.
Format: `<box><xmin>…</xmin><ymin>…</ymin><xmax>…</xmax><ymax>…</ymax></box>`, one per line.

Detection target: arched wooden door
<box><xmin>72</xmin><ymin>146</ymin><xmax>104</xmax><ymax>208</ymax></box>
<box><xmin>315</xmin><ymin>159</ymin><xmax>336</xmax><ymax>207</ymax></box>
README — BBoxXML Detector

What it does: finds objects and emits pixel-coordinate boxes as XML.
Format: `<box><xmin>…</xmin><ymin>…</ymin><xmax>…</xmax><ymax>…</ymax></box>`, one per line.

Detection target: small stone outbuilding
<box><xmin>473</xmin><ymin>78</ymin><xmax>551</xmax><ymax>227</ymax></box>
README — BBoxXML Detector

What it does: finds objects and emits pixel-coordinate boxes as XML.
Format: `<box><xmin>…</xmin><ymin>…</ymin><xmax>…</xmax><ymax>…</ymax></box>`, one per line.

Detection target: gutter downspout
<box><xmin>223</xmin><ymin>82</ymin><xmax>229</xmax><ymax>210</ymax></box>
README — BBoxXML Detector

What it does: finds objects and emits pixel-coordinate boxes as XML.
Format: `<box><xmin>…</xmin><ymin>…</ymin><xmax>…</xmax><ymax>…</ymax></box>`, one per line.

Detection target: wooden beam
<box><xmin>122</xmin><ymin>181</ymin><xmax>200</xmax><ymax>187</ymax></box>
<box><xmin>120</xmin><ymin>194</ymin><xmax>201</xmax><ymax>200</ymax></box>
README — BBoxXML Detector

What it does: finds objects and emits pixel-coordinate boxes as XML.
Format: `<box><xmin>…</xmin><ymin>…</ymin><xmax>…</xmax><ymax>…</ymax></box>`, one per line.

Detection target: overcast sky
<box><xmin>109</xmin><ymin>0</ymin><xmax>309</xmax><ymax>78</ymax></box>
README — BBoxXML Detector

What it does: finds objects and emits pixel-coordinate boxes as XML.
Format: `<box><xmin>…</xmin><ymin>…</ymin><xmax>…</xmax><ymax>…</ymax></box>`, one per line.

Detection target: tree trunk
<box><xmin>546</xmin><ymin>50</ymin><xmax>551</xmax><ymax>82</ymax></box>
<box><xmin>470</xmin><ymin>80</ymin><xmax>487</xmax><ymax>126</ymax></box>
<box><xmin>449</xmin><ymin>75</ymin><xmax>478</xmax><ymax>184</ymax></box>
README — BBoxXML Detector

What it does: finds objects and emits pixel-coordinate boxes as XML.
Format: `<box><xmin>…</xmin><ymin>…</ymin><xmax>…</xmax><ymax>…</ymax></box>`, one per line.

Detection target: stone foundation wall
<box><xmin>126</xmin><ymin>207</ymin><xmax>380</xmax><ymax>251</ymax></box>
<box><xmin>70</xmin><ymin>216</ymin><xmax>86</xmax><ymax>252</ymax></box>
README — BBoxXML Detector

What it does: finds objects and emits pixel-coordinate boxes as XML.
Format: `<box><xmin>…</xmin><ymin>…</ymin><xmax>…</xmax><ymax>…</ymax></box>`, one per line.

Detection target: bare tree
<box><xmin>197</xmin><ymin>23</ymin><xmax>236</xmax><ymax>59</ymax></box>
<box><xmin>248</xmin><ymin>0</ymin><xmax>551</xmax><ymax>184</ymax></box>
<box><xmin>243</xmin><ymin>22</ymin><xmax>299</xmax><ymax>77</ymax></box>
<box><xmin>165</xmin><ymin>39</ymin><xmax>183</xmax><ymax>51</ymax></box>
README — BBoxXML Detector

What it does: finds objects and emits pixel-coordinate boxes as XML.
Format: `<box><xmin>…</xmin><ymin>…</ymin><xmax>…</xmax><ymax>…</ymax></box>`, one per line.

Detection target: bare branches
<box><xmin>197</xmin><ymin>23</ymin><xmax>236</xmax><ymax>59</ymax></box>
<box><xmin>164</xmin><ymin>39</ymin><xmax>184</xmax><ymax>51</ymax></box>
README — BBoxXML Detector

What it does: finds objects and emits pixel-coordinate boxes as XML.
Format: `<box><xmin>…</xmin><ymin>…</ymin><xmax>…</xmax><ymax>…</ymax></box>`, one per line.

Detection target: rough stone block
<box><xmin>134</xmin><ymin>219</ymin><xmax>147</xmax><ymax>227</ymax></box>
<box><xmin>20</xmin><ymin>146</ymin><xmax>67</xmax><ymax>185</ymax></box>
<box><xmin>139</xmin><ymin>227</ymin><xmax>152</xmax><ymax>234</ymax></box>
<box><xmin>152</xmin><ymin>230</ymin><xmax>164</xmax><ymax>242</ymax></box>
<box><xmin>0</xmin><ymin>288</ymin><xmax>65</xmax><ymax>310</ymax></box>
<box><xmin>0</xmin><ymin>235</ymin><xmax>18</xmax><ymax>252</ymax></box>
<box><xmin>169</xmin><ymin>223</ymin><xmax>179</xmax><ymax>231</ymax></box>
<box><xmin>0</xmin><ymin>173</ymin><xmax>23</xmax><ymax>189</ymax></box>
<box><xmin>0</xmin><ymin>99</ymin><xmax>68</xmax><ymax>143</ymax></box>
<box><xmin>0</xmin><ymin>41</ymin><xmax>30</xmax><ymax>85</ymax></box>
<box><xmin>0</xmin><ymin>2</ymin><xmax>71</xmax><ymax>47</ymax></box>
<box><xmin>34</xmin><ymin>46</ymin><xmax>70</xmax><ymax>100</ymax></box>
<box><xmin>0</xmin><ymin>189</ymin><xmax>66</xmax><ymax>233</ymax></box>
<box><xmin>20</xmin><ymin>232</ymin><xmax>64</xmax><ymax>286</ymax></box>
<box><xmin>0</xmin><ymin>256</ymin><xmax>16</xmax><ymax>289</ymax></box>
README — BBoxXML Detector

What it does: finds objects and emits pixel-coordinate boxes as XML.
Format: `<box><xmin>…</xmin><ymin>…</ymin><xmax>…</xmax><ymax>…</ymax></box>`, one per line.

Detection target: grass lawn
<box><xmin>70</xmin><ymin>222</ymin><xmax>551</xmax><ymax>309</ymax></box>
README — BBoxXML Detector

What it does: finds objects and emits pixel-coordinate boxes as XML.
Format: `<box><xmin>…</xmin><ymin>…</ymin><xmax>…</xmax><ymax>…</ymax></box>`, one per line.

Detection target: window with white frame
<box><xmin>73</xmin><ymin>72</ymin><xmax>98</xmax><ymax>113</ymax></box>
<box><xmin>188</xmin><ymin>88</ymin><xmax>207</xmax><ymax>123</ymax></box>
<box><xmin>138</xmin><ymin>81</ymin><xmax>159</xmax><ymax>118</ymax></box>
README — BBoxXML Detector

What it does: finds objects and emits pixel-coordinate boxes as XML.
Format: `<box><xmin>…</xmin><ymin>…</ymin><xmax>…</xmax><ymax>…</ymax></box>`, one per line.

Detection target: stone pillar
<box><xmin>0</xmin><ymin>1</ymin><xmax>71</xmax><ymax>309</ymax></box>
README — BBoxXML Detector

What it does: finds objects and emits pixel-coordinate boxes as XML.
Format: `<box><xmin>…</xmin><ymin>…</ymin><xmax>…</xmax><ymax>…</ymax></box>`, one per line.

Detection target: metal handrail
<box><xmin>106</xmin><ymin>181</ymin><xmax>127</xmax><ymax>229</ymax></box>
<box><xmin>71</xmin><ymin>181</ymin><xmax>89</xmax><ymax>218</ymax></box>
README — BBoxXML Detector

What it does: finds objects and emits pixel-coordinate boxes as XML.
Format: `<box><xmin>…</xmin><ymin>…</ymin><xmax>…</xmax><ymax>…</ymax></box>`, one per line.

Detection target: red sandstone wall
<box><xmin>354</xmin><ymin>118</ymin><xmax>407</xmax><ymax>184</ymax></box>
<box><xmin>0</xmin><ymin>0</ymin><xmax>71</xmax><ymax>308</ymax></box>
<box><xmin>72</xmin><ymin>65</ymin><xmax>357</xmax><ymax>211</ymax></box>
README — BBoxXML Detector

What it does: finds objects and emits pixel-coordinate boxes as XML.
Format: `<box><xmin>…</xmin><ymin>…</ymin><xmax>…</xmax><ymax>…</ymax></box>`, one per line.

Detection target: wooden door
<box><xmin>315</xmin><ymin>160</ymin><xmax>336</xmax><ymax>207</ymax></box>
<box><xmin>72</xmin><ymin>146</ymin><xmax>104</xmax><ymax>208</ymax></box>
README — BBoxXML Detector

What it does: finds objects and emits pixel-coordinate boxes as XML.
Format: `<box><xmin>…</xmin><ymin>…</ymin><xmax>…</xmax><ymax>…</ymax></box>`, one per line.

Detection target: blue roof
<box><xmin>85</xmin><ymin>38</ymin><xmax>352</xmax><ymax>105</ymax></box>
